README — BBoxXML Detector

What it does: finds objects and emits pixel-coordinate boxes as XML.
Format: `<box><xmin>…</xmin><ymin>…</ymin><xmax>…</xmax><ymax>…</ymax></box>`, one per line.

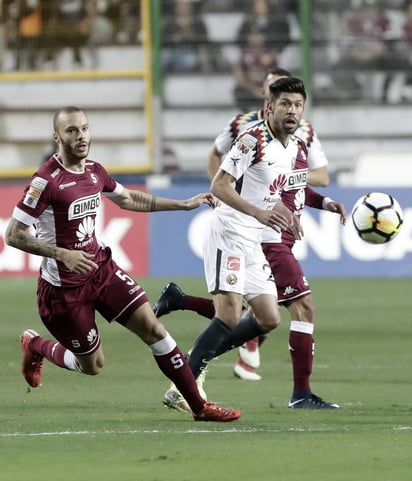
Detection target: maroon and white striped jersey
<box><xmin>12</xmin><ymin>154</ymin><xmax>123</xmax><ymax>287</ymax></box>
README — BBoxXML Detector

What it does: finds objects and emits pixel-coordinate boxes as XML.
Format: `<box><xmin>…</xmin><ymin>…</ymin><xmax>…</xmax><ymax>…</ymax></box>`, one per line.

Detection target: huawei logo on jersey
<box><xmin>269</xmin><ymin>174</ymin><xmax>288</xmax><ymax>197</ymax></box>
<box><xmin>75</xmin><ymin>216</ymin><xmax>95</xmax><ymax>245</ymax></box>
<box><xmin>294</xmin><ymin>188</ymin><xmax>305</xmax><ymax>213</ymax></box>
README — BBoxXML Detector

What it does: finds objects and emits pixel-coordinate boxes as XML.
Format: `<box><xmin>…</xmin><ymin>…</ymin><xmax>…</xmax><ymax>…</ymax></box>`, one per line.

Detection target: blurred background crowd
<box><xmin>0</xmin><ymin>0</ymin><xmax>411</xmax><ymax>179</ymax></box>
<box><xmin>1</xmin><ymin>0</ymin><xmax>412</xmax><ymax>103</ymax></box>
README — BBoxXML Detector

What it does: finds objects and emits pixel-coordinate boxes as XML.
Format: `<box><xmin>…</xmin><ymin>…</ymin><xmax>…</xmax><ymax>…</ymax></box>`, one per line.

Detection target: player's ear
<box><xmin>53</xmin><ymin>132</ymin><xmax>59</xmax><ymax>144</ymax></box>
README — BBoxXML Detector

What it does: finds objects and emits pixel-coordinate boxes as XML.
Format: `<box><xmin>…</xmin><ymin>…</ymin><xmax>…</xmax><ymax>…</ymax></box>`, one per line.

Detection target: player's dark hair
<box><xmin>266</xmin><ymin>67</ymin><xmax>292</xmax><ymax>79</ymax></box>
<box><xmin>53</xmin><ymin>106</ymin><xmax>83</xmax><ymax>131</ymax></box>
<box><xmin>268</xmin><ymin>77</ymin><xmax>307</xmax><ymax>102</ymax></box>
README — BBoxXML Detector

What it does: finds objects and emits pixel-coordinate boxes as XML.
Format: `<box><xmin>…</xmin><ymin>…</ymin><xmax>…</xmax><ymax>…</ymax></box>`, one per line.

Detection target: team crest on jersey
<box><xmin>23</xmin><ymin>177</ymin><xmax>48</xmax><ymax>209</ymax></box>
<box><xmin>226</xmin><ymin>274</ymin><xmax>238</xmax><ymax>285</ymax></box>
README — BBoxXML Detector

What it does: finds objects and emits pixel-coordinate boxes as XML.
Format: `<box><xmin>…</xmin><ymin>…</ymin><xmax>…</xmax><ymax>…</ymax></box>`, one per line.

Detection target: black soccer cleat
<box><xmin>153</xmin><ymin>282</ymin><xmax>186</xmax><ymax>318</ymax></box>
<box><xmin>288</xmin><ymin>393</ymin><xmax>340</xmax><ymax>409</ymax></box>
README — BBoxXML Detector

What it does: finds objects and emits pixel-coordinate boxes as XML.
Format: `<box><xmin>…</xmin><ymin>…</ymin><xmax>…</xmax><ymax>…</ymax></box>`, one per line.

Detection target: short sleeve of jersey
<box><xmin>219</xmin><ymin>133</ymin><xmax>257</xmax><ymax>180</ymax></box>
<box><xmin>214</xmin><ymin>114</ymin><xmax>239</xmax><ymax>155</ymax></box>
<box><xmin>95</xmin><ymin>163</ymin><xmax>123</xmax><ymax>196</ymax></box>
<box><xmin>296</xmin><ymin>119</ymin><xmax>328</xmax><ymax>170</ymax></box>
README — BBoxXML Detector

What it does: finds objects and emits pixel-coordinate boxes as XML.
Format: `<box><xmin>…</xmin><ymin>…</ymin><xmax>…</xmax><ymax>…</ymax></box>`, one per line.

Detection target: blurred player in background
<box><xmin>5</xmin><ymin>106</ymin><xmax>240</xmax><ymax>423</ymax></box>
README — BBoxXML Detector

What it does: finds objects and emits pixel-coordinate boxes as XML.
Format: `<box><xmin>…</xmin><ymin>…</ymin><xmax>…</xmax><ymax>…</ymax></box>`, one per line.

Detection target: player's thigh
<box><xmin>37</xmin><ymin>278</ymin><xmax>101</xmax><ymax>355</ymax></box>
<box><xmin>203</xmin><ymin>225</ymin><xmax>246</xmax><ymax>295</ymax></box>
<box><xmin>213</xmin><ymin>291</ymin><xmax>244</xmax><ymax>327</ymax></box>
<box><xmin>287</xmin><ymin>294</ymin><xmax>316</xmax><ymax>324</ymax></box>
<box><xmin>262</xmin><ymin>242</ymin><xmax>311</xmax><ymax>303</ymax></box>
<box><xmin>243</xmin><ymin>247</ymin><xmax>277</xmax><ymax>301</ymax></box>
<box><xmin>248</xmin><ymin>293</ymin><xmax>281</xmax><ymax>331</ymax></box>
<box><xmin>124</xmin><ymin>302</ymin><xmax>167</xmax><ymax>345</ymax></box>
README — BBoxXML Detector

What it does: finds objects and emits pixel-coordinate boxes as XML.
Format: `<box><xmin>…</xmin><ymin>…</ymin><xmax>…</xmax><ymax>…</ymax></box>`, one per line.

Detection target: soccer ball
<box><xmin>351</xmin><ymin>192</ymin><xmax>403</xmax><ymax>244</ymax></box>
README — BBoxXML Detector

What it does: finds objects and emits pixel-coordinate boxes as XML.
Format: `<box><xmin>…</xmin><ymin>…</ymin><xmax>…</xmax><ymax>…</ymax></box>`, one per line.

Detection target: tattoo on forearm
<box><xmin>10</xmin><ymin>226</ymin><xmax>57</xmax><ymax>258</ymax></box>
<box><xmin>129</xmin><ymin>190</ymin><xmax>155</xmax><ymax>211</ymax></box>
<box><xmin>150</xmin><ymin>194</ymin><xmax>157</xmax><ymax>212</ymax></box>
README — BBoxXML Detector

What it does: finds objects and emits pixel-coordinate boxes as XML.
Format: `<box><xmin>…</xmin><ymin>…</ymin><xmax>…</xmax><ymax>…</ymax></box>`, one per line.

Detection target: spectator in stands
<box><xmin>233</xmin><ymin>0</ymin><xmax>290</xmax><ymax>111</ymax></box>
<box><xmin>398</xmin><ymin>0</ymin><xmax>412</xmax><ymax>98</ymax></box>
<box><xmin>162</xmin><ymin>0</ymin><xmax>211</xmax><ymax>73</ymax></box>
<box><xmin>42</xmin><ymin>0</ymin><xmax>91</xmax><ymax>69</ymax></box>
<box><xmin>233</xmin><ymin>30</ymin><xmax>279</xmax><ymax>112</ymax></box>
<box><xmin>107</xmin><ymin>0</ymin><xmax>140</xmax><ymax>44</ymax></box>
<box><xmin>237</xmin><ymin>0</ymin><xmax>291</xmax><ymax>51</ymax></box>
<box><xmin>14</xmin><ymin>0</ymin><xmax>42</xmax><ymax>71</ymax></box>
<box><xmin>330</xmin><ymin>0</ymin><xmax>392</xmax><ymax>100</ymax></box>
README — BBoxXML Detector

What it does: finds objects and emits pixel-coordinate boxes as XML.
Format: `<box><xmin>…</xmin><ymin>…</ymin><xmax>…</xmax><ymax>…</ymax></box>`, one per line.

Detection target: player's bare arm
<box><xmin>5</xmin><ymin>218</ymin><xmax>98</xmax><ymax>274</ymax></box>
<box><xmin>110</xmin><ymin>188</ymin><xmax>214</xmax><ymax>212</ymax></box>
<box><xmin>211</xmin><ymin>169</ymin><xmax>291</xmax><ymax>231</ymax></box>
<box><xmin>307</xmin><ymin>166</ymin><xmax>330</xmax><ymax>187</ymax></box>
<box><xmin>207</xmin><ymin>145</ymin><xmax>223</xmax><ymax>180</ymax></box>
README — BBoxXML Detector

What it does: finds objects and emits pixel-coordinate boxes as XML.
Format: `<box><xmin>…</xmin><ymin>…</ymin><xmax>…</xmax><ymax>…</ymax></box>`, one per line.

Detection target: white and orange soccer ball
<box><xmin>351</xmin><ymin>192</ymin><xmax>403</xmax><ymax>244</ymax></box>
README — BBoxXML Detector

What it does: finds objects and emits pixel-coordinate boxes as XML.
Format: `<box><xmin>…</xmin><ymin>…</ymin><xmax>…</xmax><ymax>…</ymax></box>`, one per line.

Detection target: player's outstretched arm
<box><xmin>111</xmin><ymin>188</ymin><xmax>214</xmax><ymax>212</ymax></box>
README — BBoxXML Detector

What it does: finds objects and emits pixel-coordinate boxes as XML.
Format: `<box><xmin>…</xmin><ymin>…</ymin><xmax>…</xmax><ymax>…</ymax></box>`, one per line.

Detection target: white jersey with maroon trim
<box><xmin>214</xmin><ymin>110</ymin><xmax>328</xmax><ymax>171</ymax></box>
<box><xmin>214</xmin><ymin>120</ymin><xmax>300</xmax><ymax>245</ymax></box>
<box><xmin>12</xmin><ymin>154</ymin><xmax>123</xmax><ymax>287</ymax></box>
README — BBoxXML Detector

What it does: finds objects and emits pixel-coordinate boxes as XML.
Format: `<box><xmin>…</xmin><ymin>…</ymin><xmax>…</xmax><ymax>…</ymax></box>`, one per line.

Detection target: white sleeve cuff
<box><xmin>322</xmin><ymin>197</ymin><xmax>334</xmax><ymax>210</ymax></box>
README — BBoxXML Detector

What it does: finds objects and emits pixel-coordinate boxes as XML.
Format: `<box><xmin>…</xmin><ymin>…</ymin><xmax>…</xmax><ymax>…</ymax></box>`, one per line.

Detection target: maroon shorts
<box><xmin>261</xmin><ymin>242</ymin><xmax>311</xmax><ymax>306</ymax></box>
<box><xmin>37</xmin><ymin>252</ymin><xmax>148</xmax><ymax>355</ymax></box>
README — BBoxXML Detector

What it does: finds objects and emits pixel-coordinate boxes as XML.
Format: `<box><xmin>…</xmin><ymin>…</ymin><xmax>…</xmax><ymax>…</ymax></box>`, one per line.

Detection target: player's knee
<box><xmin>302</xmin><ymin>299</ymin><xmax>316</xmax><ymax>323</ymax></box>
<box><xmin>78</xmin><ymin>355</ymin><xmax>105</xmax><ymax>376</ymax></box>
<box><xmin>259</xmin><ymin>313</ymin><xmax>282</xmax><ymax>332</ymax></box>
<box><xmin>82</xmin><ymin>364</ymin><xmax>103</xmax><ymax>376</ymax></box>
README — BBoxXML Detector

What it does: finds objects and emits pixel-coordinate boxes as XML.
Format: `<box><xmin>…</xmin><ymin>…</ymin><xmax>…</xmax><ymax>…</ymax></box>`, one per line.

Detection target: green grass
<box><xmin>1</xmin><ymin>277</ymin><xmax>412</xmax><ymax>481</ymax></box>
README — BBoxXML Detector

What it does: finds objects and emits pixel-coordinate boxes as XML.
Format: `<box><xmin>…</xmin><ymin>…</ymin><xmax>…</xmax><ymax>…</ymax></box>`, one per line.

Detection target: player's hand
<box><xmin>182</xmin><ymin>193</ymin><xmax>215</xmax><ymax>210</ymax></box>
<box><xmin>288</xmin><ymin>214</ymin><xmax>304</xmax><ymax>240</ymax></box>
<box><xmin>256</xmin><ymin>200</ymin><xmax>292</xmax><ymax>232</ymax></box>
<box><xmin>325</xmin><ymin>201</ymin><xmax>347</xmax><ymax>225</ymax></box>
<box><xmin>57</xmin><ymin>249</ymin><xmax>98</xmax><ymax>274</ymax></box>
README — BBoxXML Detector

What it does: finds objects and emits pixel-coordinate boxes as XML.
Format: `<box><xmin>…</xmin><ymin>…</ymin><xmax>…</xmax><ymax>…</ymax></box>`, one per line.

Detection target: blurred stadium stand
<box><xmin>0</xmin><ymin>0</ymin><xmax>411</xmax><ymax>183</ymax></box>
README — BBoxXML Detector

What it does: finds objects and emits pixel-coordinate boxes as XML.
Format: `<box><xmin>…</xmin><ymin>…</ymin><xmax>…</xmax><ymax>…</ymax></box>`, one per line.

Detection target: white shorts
<box><xmin>203</xmin><ymin>217</ymin><xmax>277</xmax><ymax>301</ymax></box>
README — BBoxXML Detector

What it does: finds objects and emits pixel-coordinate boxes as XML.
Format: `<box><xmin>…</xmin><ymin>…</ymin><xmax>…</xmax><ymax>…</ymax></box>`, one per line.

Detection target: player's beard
<box><xmin>61</xmin><ymin>138</ymin><xmax>91</xmax><ymax>162</ymax></box>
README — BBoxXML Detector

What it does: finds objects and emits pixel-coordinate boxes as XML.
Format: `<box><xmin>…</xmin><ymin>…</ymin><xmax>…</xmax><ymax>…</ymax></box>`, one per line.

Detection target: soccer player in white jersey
<box><xmin>211</xmin><ymin>68</ymin><xmax>331</xmax><ymax>381</ymax></box>
<box><xmin>5</xmin><ymin>106</ymin><xmax>240</xmax><ymax>423</ymax></box>
<box><xmin>163</xmin><ymin>78</ymin><xmax>306</xmax><ymax>405</ymax></box>
<box><xmin>155</xmin><ymin>75</ymin><xmax>346</xmax><ymax>411</ymax></box>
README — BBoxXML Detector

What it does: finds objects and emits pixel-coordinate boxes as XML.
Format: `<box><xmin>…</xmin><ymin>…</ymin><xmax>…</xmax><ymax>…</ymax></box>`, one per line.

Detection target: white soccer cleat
<box><xmin>238</xmin><ymin>337</ymin><xmax>260</xmax><ymax>368</ymax></box>
<box><xmin>233</xmin><ymin>357</ymin><xmax>262</xmax><ymax>381</ymax></box>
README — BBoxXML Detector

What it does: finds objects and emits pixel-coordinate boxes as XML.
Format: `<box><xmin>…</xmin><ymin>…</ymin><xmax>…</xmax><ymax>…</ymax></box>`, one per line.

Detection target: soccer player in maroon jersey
<box><xmin>5</xmin><ymin>106</ymin><xmax>240</xmax><ymax>423</ymax></box>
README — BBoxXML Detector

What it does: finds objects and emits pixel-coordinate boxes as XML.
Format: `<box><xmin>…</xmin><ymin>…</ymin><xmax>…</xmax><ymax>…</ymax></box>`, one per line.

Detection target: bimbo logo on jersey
<box><xmin>285</xmin><ymin>169</ymin><xmax>308</xmax><ymax>191</ymax></box>
<box><xmin>69</xmin><ymin>193</ymin><xmax>101</xmax><ymax>220</ymax></box>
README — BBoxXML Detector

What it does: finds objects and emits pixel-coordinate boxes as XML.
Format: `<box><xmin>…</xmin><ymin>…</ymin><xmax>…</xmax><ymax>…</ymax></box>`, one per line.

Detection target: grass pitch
<box><xmin>1</xmin><ymin>277</ymin><xmax>411</xmax><ymax>481</ymax></box>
